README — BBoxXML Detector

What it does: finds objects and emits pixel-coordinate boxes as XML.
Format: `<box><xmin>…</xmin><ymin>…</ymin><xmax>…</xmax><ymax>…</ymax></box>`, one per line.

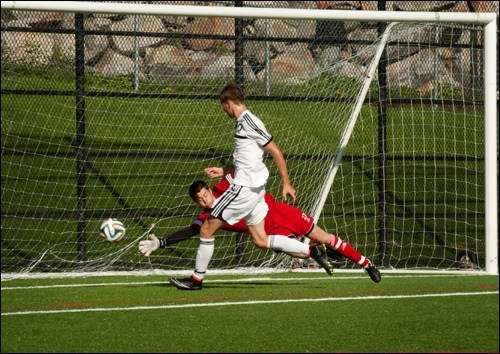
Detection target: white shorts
<box><xmin>211</xmin><ymin>184</ymin><xmax>268</xmax><ymax>226</ymax></box>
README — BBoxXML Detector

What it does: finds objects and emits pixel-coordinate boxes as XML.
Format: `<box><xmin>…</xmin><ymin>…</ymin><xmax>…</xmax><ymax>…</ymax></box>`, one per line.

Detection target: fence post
<box><xmin>234</xmin><ymin>0</ymin><xmax>244</xmax><ymax>87</ymax></box>
<box><xmin>377</xmin><ymin>0</ymin><xmax>388</xmax><ymax>267</ymax></box>
<box><xmin>75</xmin><ymin>12</ymin><xmax>87</xmax><ymax>262</ymax></box>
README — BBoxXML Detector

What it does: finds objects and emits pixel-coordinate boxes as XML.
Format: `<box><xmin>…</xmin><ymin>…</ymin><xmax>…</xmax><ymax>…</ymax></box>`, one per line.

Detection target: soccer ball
<box><xmin>99</xmin><ymin>218</ymin><xmax>126</xmax><ymax>242</ymax></box>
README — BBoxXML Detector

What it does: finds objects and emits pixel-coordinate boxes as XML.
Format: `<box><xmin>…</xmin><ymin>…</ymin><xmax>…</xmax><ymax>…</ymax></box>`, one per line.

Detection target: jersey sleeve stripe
<box><xmin>262</xmin><ymin>136</ymin><xmax>273</xmax><ymax>147</ymax></box>
<box><xmin>242</xmin><ymin>113</ymin><xmax>272</xmax><ymax>142</ymax></box>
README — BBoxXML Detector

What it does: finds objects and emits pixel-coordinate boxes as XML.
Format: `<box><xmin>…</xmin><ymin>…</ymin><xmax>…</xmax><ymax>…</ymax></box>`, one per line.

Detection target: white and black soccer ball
<box><xmin>99</xmin><ymin>218</ymin><xmax>126</xmax><ymax>242</ymax></box>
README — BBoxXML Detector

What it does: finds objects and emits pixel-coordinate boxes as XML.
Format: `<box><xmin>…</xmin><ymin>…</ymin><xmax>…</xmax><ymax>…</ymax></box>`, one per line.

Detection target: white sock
<box><xmin>193</xmin><ymin>237</ymin><xmax>214</xmax><ymax>281</ymax></box>
<box><xmin>268</xmin><ymin>235</ymin><xmax>309</xmax><ymax>256</ymax></box>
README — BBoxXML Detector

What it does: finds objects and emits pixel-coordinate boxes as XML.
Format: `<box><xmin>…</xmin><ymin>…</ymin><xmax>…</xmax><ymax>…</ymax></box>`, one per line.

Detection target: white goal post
<box><xmin>1</xmin><ymin>1</ymin><xmax>497</xmax><ymax>276</ymax></box>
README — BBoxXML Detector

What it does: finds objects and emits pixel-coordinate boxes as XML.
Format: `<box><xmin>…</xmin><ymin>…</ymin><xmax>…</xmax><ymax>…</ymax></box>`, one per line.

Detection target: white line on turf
<box><xmin>1</xmin><ymin>274</ymin><xmax>476</xmax><ymax>291</ymax></box>
<box><xmin>1</xmin><ymin>291</ymin><xmax>498</xmax><ymax>316</ymax></box>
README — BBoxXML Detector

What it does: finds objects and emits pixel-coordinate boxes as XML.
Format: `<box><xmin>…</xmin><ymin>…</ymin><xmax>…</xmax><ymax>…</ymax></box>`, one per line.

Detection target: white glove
<box><xmin>139</xmin><ymin>234</ymin><xmax>160</xmax><ymax>257</ymax></box>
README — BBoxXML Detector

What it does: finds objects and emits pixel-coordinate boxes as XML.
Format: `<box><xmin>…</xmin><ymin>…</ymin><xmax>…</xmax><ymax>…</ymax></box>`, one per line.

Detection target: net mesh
<box><xmin>1</xmin><ymin>5</ymin><xmax>488</xmax><ymax>275</ymax></box>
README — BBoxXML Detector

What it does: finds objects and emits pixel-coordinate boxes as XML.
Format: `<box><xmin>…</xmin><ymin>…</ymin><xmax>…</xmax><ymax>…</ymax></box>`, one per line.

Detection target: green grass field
<box><xmin>1</xmin><ymin>272</ymin><xmax>498</xmax><ymax>353</ymax></box>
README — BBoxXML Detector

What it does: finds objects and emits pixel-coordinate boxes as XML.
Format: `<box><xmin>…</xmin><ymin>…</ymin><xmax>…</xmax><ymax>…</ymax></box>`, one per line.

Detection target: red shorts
<box><xmin>264</xmin><ymin>195</ymin><xmax>314</xmax><ymax>238</ymax></box>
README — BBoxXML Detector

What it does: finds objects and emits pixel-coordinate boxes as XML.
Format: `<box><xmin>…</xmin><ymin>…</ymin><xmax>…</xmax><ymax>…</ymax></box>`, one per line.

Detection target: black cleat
<box><xmin>310</xmin><ymin>243</ymin><xmax>333</xmax><ymax>275</ymax></box>
<box><xmin>326</xmin><ymin>247</ymin><xmax>344</xmax><ymax>263</ymax></box>
<box><xmin>169</xmin><ymin>276</ymin><xmax>203</xmax><ymax>290</ymax></box>
<box><xmin>365</xmin><ymin>263</ymin><xmax>382</xmax><ymax>283</ymax></box>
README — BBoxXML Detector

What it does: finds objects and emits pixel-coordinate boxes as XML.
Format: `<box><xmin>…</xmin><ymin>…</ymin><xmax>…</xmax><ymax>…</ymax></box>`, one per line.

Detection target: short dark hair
<box><xmin>188</xmin><ymin>180</ymin><xmax>209</xmax><ymax>200</ymax></box>
<box><xmin>220</xmin><ymin>83</ymin><xmax>244</xmax><ymax>104</ymax></box>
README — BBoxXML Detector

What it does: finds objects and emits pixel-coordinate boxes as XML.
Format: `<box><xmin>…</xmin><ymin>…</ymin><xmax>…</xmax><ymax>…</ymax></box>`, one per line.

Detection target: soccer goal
<box><xmin>1</xmin><ymin>1</ymin><xmax>497</xmax><ymax>277</ymax></box>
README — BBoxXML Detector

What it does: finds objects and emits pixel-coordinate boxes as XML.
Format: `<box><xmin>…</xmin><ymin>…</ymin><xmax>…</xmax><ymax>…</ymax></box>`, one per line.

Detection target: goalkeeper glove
<box><xmin>139</xmin><ymin>234</ymin><xmax>160</xmax><ymax>257</ymax></box>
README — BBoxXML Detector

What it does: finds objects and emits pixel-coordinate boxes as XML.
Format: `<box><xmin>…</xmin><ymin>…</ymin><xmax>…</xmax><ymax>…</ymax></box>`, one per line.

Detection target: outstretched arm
<box><xmin>139</xmin><ymin>227</ymin><xmax>200</xmax><ymax>257</ymax></box>
<box><xmin>264</xmin><ymin>141</ymin><xmax>296</xmax><ymax>203</ymax></box>
<box><xmin>161</xmin><ymin>227</ymin><xmax>200</xmax><ymax>247</ymax></box>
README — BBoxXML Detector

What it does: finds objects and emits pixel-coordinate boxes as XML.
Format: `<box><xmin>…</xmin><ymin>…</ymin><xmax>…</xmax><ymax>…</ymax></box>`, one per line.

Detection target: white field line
<box><xmin>2</xmin><ymin>291</ymin><xmax>497</xmax><ymax>316</ymax></box>
<box><xmin>1</xmin><ymin>268</ymin><xmax>491</xmax><ymax>281</ymax></box>
<box><xmin>0</xmin><ymin>274</ymin><xmax>477</xmax><ymax>291</ymax></box>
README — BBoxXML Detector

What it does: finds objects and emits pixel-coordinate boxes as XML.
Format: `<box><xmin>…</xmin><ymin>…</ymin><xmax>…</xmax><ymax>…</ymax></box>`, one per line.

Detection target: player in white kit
<box><xmin>169</xmin><ymin>84</ymin><xmax>331</xmax><ymax>290</ymax></box>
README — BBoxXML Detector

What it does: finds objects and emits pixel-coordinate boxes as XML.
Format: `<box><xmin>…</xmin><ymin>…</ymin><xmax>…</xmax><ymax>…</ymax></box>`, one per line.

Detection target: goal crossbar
<box><xmin>1</xmin><ymin>1</ymin><xmax>497</xmax><ymax>24</ymax></box>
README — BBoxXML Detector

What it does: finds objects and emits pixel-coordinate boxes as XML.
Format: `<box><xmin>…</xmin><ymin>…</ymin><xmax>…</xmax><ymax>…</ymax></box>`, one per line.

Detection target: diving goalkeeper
<box><xmin>139</xmin><ymin>169</ymin><xmax>381</xmax><ymax>283</ymax></box>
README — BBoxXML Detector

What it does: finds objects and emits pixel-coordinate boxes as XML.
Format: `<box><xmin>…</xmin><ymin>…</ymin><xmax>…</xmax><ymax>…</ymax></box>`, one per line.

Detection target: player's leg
<box><xmin>246</xmin><ymin>190</ymin><xmax>332</xmax><ymax>274</ymax></box>
<box><xmin>308</xmin><ymin>225</ymin><xmax>381</xmax><ymax>282</ymax></box>
<box><xmin>171</xmin><ymin>184</ymin><xmax>253</xmax><ymax>290</ymax></box>
<box><xmin>245</xmin><ymin>189</ymin><xmax>310</xmax><ymax>257</ymax></box>
<box><xmin>170</xmin><ymin>214</ymin><xmax>223</xmax><ymax>290</ymax></box>
<box><xmin>246</xmin><ymin>221</ymin><xmax>332</xmax><ymax>275</ymax></box>
<box><xmin>194</xmin><ymin>216</ymin><xmax>223</xmax><ymax>277</ymax></box>
<box><xmin>248</xmin><ymin>221</ymin><xmax>307</xmax><ymax>255</ymax></box>
<box><xmin>265</xmin><ymin>201</ymin><xmax>333</xmax><ymax>274</ymax></box>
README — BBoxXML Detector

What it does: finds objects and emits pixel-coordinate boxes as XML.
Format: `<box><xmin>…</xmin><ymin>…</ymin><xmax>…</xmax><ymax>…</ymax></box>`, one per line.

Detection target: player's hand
<box><xmin>204</xmin><ymin>167</ymin><xmax>224</xmax><ymax>179</ymax></box>
<box><xmin>139</xmin><ymin>234</ymin><xmax>160</xmax><ymax>257</ymax></box>
<box><xmin>282</xmin><ymin>183</ymin><xmax>296</xmax><ymax>204</ymax></box>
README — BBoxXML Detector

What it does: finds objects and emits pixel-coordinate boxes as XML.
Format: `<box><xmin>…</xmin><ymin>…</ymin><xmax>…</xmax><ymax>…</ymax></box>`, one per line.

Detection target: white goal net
<box><xmin>1</xmin><ymin>1</ymin><xmax>497</xmax><ymax>276</ymax></box>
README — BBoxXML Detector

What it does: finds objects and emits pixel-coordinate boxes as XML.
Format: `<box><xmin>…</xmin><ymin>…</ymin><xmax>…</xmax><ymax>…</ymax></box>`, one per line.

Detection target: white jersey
<box><xmin>232</xmin><ymin>110</ymin><xmax>272</xmax><ymax>187</ymax></box>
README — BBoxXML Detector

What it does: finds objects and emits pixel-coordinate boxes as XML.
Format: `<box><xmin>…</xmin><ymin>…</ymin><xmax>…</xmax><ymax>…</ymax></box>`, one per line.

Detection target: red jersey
<box><xmin>191</xmin><ymin>174</ymin><xmax>314</xmax><ymax>238</ymax></box>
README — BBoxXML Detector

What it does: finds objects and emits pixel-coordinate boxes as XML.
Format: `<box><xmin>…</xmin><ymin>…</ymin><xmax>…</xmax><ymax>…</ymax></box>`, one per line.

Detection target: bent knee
<box><xmin>252</xmin><ymin>239</ymin><xmax>268</xmax><ymax>249</ymax></box>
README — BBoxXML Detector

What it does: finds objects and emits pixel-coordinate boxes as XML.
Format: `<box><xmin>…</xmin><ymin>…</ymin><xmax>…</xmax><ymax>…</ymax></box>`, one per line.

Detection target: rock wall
<box><xmin>1</xmin><ymin>1</ymin><xmax>498</xmax><ymax>95</ymax></box>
